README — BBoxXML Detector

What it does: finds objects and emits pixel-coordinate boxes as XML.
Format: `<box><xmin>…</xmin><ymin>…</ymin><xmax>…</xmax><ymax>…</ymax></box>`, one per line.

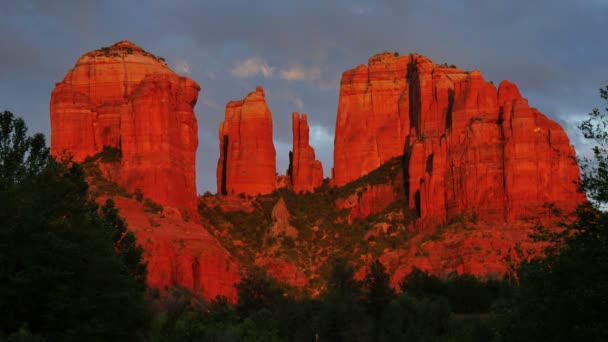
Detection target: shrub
<box><xmin>144</xmin><ymin>198</ymin><xmax>164</xmax><ymax>213</ymax></box>
<box><xmin>134</xmin><ymin>188</ymin><xmax>144</xmax><ymax>202</ymax></box>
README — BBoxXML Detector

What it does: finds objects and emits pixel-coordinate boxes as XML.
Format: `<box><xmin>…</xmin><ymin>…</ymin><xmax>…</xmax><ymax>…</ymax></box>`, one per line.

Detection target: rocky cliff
<box><xmin>50</xmin><ymin>41</ymin><xmax>199</xmax><ymax>211</ymax></box>
<box><xmin>333</xmin><ymin>52</ymin><xmax>584</xmax><ymax>224</ymax></box>
<box><xmin>217</xmin><ymin>86</ymin><xmax>276</xmax><ymax>197</ymax></box>
<box><xmin>289</xmin><ymin>112</ymin><xmax>324</xmax><ymax>193</ymax></box>
<box><xmin>108</xmin><ymin>197</ymin><xmax>240</xmax><ymax>301</ymax></box>
<box><xmin>51</xmin><ymin>41</ymin><xmax>241</xmax><ymax>300</ymax></box>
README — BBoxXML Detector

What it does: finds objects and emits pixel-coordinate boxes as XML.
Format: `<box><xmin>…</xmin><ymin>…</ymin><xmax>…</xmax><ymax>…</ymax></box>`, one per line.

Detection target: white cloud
<box><xmin>350</xmin><ymin>5</ymin><xmax>371</xmax><ymax>16</ymax></box>
<box><xmin>289</xmin><ymin>94</ymin><xmax>304</xmax><ymax>111</ymax></box>
<box><xmin>174</xmin><ymin>59</ymin><xmax>191</xmax><ymax>75</ymax></box>
<box><xmin>231</xmin><ymin>57</ymin><xmax>274</xmax><ymax>78</ymax></box>
<box><xmin>309</xmin><ymin>124</ymin><xmax>334</xmax><ymax>146</ymax></box>
<box><xmin>279</xmin><ymin>65</ymin><xmax>322</xmax><ymax>81</ymax></box>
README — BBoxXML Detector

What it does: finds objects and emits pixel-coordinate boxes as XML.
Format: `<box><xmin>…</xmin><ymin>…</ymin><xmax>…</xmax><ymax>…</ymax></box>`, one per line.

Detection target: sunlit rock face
<box><xmin>290</xmin><ymin>112</ymin><xmax>323</xmax><ymax>193</ymax></box>
<box><xmin>333</xmin><ymin>52</ymin><xmax>584</xmax><ymax>224</ymax></box>
<box><xmin>50</xmin><ymin>41</ymin><xmax>199</xmax><ymax>211</ymax></box>
<box><xmin>216</xmin><ymin>86</ymin><xmax>277</xmax><ymax>197</ymax></box>
<box><xmin>107</xmin><ymin>197</ymin><xmax>240</xmax><ymax>301</ymax></box>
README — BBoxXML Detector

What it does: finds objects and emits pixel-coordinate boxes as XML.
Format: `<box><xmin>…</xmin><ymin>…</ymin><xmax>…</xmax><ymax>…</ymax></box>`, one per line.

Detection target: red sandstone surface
<box><xmin>217</xmin><ymin>86</ymin><xmax>276</xmax><ymax>197</ymax></box>
<box><xmin>107</xmin><ymin>197</ymin><xmax>240</xmax><ymax>301</ymax></box>
<box><xmin>290</xmin><ymin>112</ymin><xmax>324</xmax><ymax>193</ymax></box>
<box><xmin>50</xmin><ymin>41</ymin><xmax>199</xmax><ymax>211</ymax></box>
<box><xmin>50</xmin><ymin>42</ymin><xmax>586</xmax><ymax>295</ymax></box>
<box><xmin>255</xmin><ymin>257</ymin><xmax>309</xmax><ymax>288</ymax></box>
<box><xmin>333</xmin><ymin>52</ymin><xmax>584</xmax><ymax>224</ymax></box>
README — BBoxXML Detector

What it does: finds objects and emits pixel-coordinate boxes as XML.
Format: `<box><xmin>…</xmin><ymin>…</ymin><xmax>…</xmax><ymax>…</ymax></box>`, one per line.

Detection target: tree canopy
<box><xmin>0</xmin><ymin>111</ymin><xmax>149</xmax><ymax>341</ymax></box>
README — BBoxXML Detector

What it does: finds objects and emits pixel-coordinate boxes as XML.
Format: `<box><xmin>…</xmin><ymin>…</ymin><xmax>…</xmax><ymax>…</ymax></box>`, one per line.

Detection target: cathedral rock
<box><xmin>50</xmin><ymin>40</ymin><xmax>199</xmax><ymax>211</ymax></box>
<box><xmin>50</xmin><ymin>41</ymin><xmax>240</xmax><ymax>301</ymax></box>
<box><xmin>289</xmin><ymin>112</ymin><xmax>324</xmax><ymax>193</ymax></box>
<box><xmin>333</xmin><ymin>52</ymin><xmax>584</xmax><ymax>223</ymax></box>
<box><xmin>217</xmin><ymin>86</ymin><xmax>277</xmax><ymax>196</ymax></box>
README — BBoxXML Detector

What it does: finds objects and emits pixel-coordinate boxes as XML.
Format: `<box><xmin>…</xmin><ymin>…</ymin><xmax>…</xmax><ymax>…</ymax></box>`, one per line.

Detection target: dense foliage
<box><xmin>156</xmin><ymin>259</ymin><xmax>508</xmax><ymax>341</ymax></box>
<box><xmin>0</xmin><ymin>111</ymin><xmax>149</xmax><ymax>341</ymax></box>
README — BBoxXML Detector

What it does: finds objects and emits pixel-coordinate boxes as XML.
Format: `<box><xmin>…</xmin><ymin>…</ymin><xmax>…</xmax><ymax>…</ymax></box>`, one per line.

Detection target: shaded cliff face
<box><xmin>217</xmin><ymin>86</ymin><xmax>276</xmax><ymax>196</ymax></box>
<box><xmin>290</xmin><ymin>112</ymin><xmax>324</xmax><ymax>193</ymax></box>
<box><xmin>50</xmin><ymin>41</ymin><xmax>199</xmax><ymax>211</ymax></box>
<box><xmin>333</xmin><ymin>52</ymin><xmax>584</xmax><ymax>223</ymax></box>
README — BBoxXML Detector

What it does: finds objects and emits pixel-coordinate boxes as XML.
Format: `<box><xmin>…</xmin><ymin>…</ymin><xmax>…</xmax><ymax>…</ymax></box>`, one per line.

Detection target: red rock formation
<box><xmin>334</xmin><ymin>166</ymin><xmax>405</xmax><ymax>223</ymax></box>
<box><xmin>290</xmin><ymin>112</ymin><xmax>323</xmax><ymax>193</ymax></box>
<box><xmin>255</xmin><ymin>257</ymin><xmax>308</xmax><ymax>288</ymax></box>
<box><xmin>333</xmin><ymin>52</ymin><xmax>584</xmax><ymax>224</ymax></box>
<box><xmin>107</xmin><ymin>197</ymin><xmax>240</xmax><ymax>301</ymax></box>
<box><xmin>217</xmin><ymin>86</ymin><xmax>276</xmax><ymax>196</ymax></box>
<box><xmin>335</xmin><ymin>184</ymin><xmax>399</xmax><ymax>223</ymax></box>
<box><xmin>333</xmin><ymin>53</ymin><xmax>412</xmax><ymax>186</ymax></box>
<box><xmin>50</xmin><ymin>41</ymin><xmax>199</xmax><ymax>211</ymax></box>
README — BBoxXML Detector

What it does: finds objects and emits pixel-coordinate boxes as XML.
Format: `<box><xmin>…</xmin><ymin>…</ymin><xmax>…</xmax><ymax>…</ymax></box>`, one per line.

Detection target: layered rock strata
<box><xmin>289</xmin><ymin>112</ymin><xmax>324</xmax><ymax>193</ymax></box>
<box><xmin>333</xmin><ymin>52</ymin><xmax>584</xmax><ymax>223</ymax></box>
<box><xmin>217</xmin><ymin>86</ymin><xmax>276</xmax><ymax>196</ymax></box>
<box><xmin>50</xmin><ymin>41</ymin><xmax>199</xmax><ymax>211</ymax></box>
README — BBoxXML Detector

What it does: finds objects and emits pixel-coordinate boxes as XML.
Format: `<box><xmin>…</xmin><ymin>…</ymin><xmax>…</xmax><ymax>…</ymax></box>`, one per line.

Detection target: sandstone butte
<box><xmin>289</xmin><ymin>112</ymin><xmax>324</xmax><ymax>193</ymax></box>
<box><xmin>217</xmin><ymin>86</ymin><xmax>277</xmax><ymax>196</ymax></box>
<box><xmin>50</xmin><ymin>40</ymin><xmax>199</xmax><ymax>212</ymax></box>
<box><xmin>50</xmin><ymin>41</ymin><xmax>240</xmax><ymax>301</ymax></box>
<box><xmin>333</xmin><ymin>52</ymin><xmax>585</xmax><ymax>224</ymax></box>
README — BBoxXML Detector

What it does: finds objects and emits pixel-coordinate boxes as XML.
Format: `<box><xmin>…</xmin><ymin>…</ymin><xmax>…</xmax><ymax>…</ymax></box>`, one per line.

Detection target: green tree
<box><xmin>0</xmin><ymin>111</ymin><xmax>48</xmax><ymax>187</ymax></box>
<box><xmin>316</xmin><ymin>258</ymin><xmax>370</xmax><ymax>342</ymax></box>
<box><xmin>399</xmin><ymin>267</ymin><xmax>443</xmax><ymax>298</ymax></box>
<box><xmin>235</xmin><ymin>267</ymin><xmax>284</xmax><ymax>317</ymax></box>
<box><xmin>0</xmin><ymin>112</ymin><xmax>149</xmax><ymax>340</ymax></box>
<box><xmin>327</xmin><ymin>257</ymin><xmax>360</xmax><ymax>296</ymax></box>
<box><xmin>578</xmin><ymin>85</ymin><xmax>608</xmax><ymax>204</ymax></box>
<box><xmin>101</xmin><ymin>199</ymin><xmax>147</xmax><ymax>290</ymax></box>
<box><xmin>362</xmin><ymin>259</ymin><xmax>395</xmax><ymax>319</ymax></box>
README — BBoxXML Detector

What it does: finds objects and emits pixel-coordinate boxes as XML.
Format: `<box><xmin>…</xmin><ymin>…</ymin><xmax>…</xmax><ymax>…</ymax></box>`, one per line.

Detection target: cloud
<box><xmin>279</xmin><ymin>65</ymin><xmax>322</xmax><ymax>82</ymax></box>
<box><xmin>174</xmin><ymin>59</ymin><xmax>191</xmax><ymax>75</ymax></box>
<box><xmin>350</xmin><ymin>5</ymin><xmax>371</xmax><ymax>16</ymax></box>
<box><xmin>230</xmin><ymin>57</ymin><xmax>274</xmax><ymax>78</ymax></box>
<box><xmin>309</xmin><ymin>124</ymin><xmax>334</xmax><ymax>146</ymax></box>
<box><xmin>288</xmin><ymin>94</ymin><xmax>304</xmax><ymax>111</ymax></box>
<box><xmin>200</xmin><ymin>94</ymin><xmax>222</xmax><ymax>110</ymax></box>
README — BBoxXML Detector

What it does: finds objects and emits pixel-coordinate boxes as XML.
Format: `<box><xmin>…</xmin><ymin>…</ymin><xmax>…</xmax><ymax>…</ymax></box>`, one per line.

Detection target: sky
<box><xmin>1</xmin><ymin>0</ymin><xmax>607</xmax><ymax>193</ymax></box>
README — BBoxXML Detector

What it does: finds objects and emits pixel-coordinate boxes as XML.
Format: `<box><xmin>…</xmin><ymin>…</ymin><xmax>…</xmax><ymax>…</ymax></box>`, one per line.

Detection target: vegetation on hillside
<box><xmin>198</xmin><ymin>156</ymin><xmax>416</xmax><ymax>292</ymax></box>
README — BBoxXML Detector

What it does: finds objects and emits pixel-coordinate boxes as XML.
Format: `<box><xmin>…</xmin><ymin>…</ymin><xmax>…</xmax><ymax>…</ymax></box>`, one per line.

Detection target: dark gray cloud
<box><xmin>1</xmin><ymin>0</ymin><xmax>606</xmax><ymax>193</ymax></box>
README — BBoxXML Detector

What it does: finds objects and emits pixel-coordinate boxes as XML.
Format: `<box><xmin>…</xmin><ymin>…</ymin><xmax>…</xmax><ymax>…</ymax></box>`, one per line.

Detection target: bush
<box><xmin>134</xmin><ymin>188</ymin><xmax>144</xmax><ymax>202</ymax></box>
<box><xmin>144</xmin><ymin>198</ymin><xmax>164</xmax><ymax>213</ymax></box>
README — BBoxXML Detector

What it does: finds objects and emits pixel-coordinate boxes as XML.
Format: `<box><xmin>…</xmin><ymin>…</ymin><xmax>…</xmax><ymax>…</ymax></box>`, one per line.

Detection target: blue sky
<box><xmin>1</xmin><ymin>0</ymin><xmax>606</xmax><ymax>193</ymax></box>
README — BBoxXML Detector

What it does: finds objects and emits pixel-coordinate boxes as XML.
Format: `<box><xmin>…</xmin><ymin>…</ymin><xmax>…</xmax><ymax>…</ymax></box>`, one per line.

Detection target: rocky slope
<box><xmin>107</xmin><ymin>197</ymin><xmax>240</xmax><ymax>301</ymax></box>
<box><xmin>217</xmin><ymin>86</ymin><xmax>277</xmax><ymax>197</ymax></box>
<box><xmin>50</xmin><ymin>41</ymin><xmax>199</xmax><ymax>212</ymax></box>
